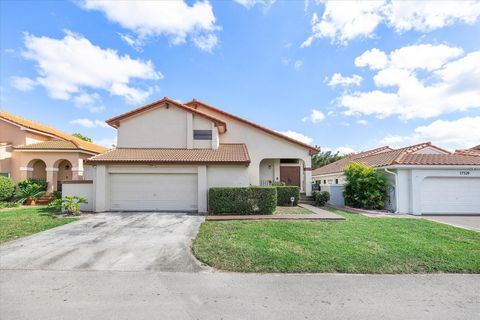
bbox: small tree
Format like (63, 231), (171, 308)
(343, 162), (387, 209)
(0, 176), (16, 201)
(72, 133), (92, 142)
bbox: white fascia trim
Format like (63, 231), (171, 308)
(0, 118), (58, 139)
(45, 167), (59, 172)
(381, 165), (480, 170)
(19, 167), (34, 171)
(14, 149), (97, 156)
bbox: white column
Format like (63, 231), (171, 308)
(94, 165), (107, 212)
(305, 169), (312, 196)
(197, 165), (208, 213)
(211, 123), (219, 149)
(186, 113), (193, 149)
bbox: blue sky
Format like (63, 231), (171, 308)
(1, 0), (479, 152)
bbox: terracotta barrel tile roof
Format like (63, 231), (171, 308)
(313, 142), (480, 176)
(85, 143), (250, 165)
(14, 140), (78, 150)
(0, 111), (106, 154)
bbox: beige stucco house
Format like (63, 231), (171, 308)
(0, 111), (106, 192)
(79, 97), (319, 213)
(312, 142), (480, 215)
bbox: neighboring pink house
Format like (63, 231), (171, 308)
(0, 111), (106, 192)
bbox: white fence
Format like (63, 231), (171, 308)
(61, 180), (94, 212)
(320, 185), (345, 206)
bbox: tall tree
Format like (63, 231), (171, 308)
(312, 150), (347, 169)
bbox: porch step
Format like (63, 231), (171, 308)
(36, 195), (55, 205)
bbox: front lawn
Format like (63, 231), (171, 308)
(192, 209), (480, 273)
(0, 206), (78, 244)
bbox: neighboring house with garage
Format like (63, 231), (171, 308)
(0, 111), (106, 192)
(312, 142), (480, 215)
(81, 97), (319, 213)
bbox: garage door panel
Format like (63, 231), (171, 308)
(110, 173), (197, 211)
(421, 177), (480, 214)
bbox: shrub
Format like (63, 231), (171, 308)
(209, 187), (277, 215)
(312, 191), (330, 206)
(271, 181), (286, 186)
(18, 179), (47, 191)
(16, 183), (45, 205)
(0, 176), (16, 201)
(343, 162), (387, 209)
(48, 196), (88, 215)
(0, 201), (21, 209)
(275, 186), (300, 206)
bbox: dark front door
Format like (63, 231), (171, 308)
(280, 166), (301, 187)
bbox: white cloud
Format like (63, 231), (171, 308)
(380, 117), (480, 149)
(339, 45), (480, 119)
(20, 31), (162, 105)
(354, 48), (389, 70)
(70, 118), (109, 128)
(293, 60), (304, 70)
(357, 119), (368, 125)
(80, 0), (219, 52)
(335, 146), (356, 155)
(328, 73), (362, 87)
(94, 136), (117, 148)
(118, 33), (143, 52)
(234, 0), (276, 9)
(277, 130), (314, 144)
(302, 109), (325, 123)
(73, 93), (105, 113)
(303, 0), (480, 45)
(10, 76), (37, 91)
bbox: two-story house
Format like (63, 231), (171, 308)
(83, 97), (319, 212)
(0, 111), (106, 192)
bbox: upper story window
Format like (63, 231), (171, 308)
(193, 130), (212, 140)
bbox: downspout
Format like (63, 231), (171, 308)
(384, 168), (399, 214)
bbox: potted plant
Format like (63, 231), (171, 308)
(16, 183), (45, 206)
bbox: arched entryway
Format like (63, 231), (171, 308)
(54, 159), (72, 191)
(27, 159), (47, 180)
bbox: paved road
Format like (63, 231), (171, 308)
(423, 215), (480, 232)
(1, 270), (479, 320)
(0, 212), (208, 272)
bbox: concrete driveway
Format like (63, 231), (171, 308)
(0, 212), (208, 272)
(423, 215), (480, 232)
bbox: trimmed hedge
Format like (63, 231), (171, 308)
(209, 187), (277, 215)
(313, 191), (330, 206)
(275, 186), (300, 206)
(0, 176), (15, 201)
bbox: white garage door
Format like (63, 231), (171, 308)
(421, 177), (480, 214)
(110, 173), (198, 211)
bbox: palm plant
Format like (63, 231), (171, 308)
(16, 183), (46, 205)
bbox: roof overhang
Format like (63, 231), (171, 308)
(14, 148), (98, 156)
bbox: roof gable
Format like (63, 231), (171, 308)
(106, 97), (226, 132)
(185, 99), (319, 154)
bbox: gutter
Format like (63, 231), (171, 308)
(384, 168), (399, 214)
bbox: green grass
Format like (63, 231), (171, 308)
(0, 206), (78, 244)
(274, 206), (311, 215)
(192, 209), (480, 273)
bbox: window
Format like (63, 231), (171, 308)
(280, 159), (299, 164)
(323, 180), (326, 184)
(193, 130), (212, 140)
(335, 179), (338, 184)
(0, 172), (10, 177)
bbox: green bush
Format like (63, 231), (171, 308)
(0, 176), (16, 201)
(48, 196), (88, 215)
(18, 179), (47, 191)
(271, 181), (286, 186)
(343, 162), (387, 209)
(209, 187), (277, 215)
(312, 191), (330, 206)
(0, 201), (20, 209)
(275, 186), (300, 205)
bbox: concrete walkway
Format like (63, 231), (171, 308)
(423, 215), (480, 232)
(1, 270), (478, 320)
(206, 204), (344, 221)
